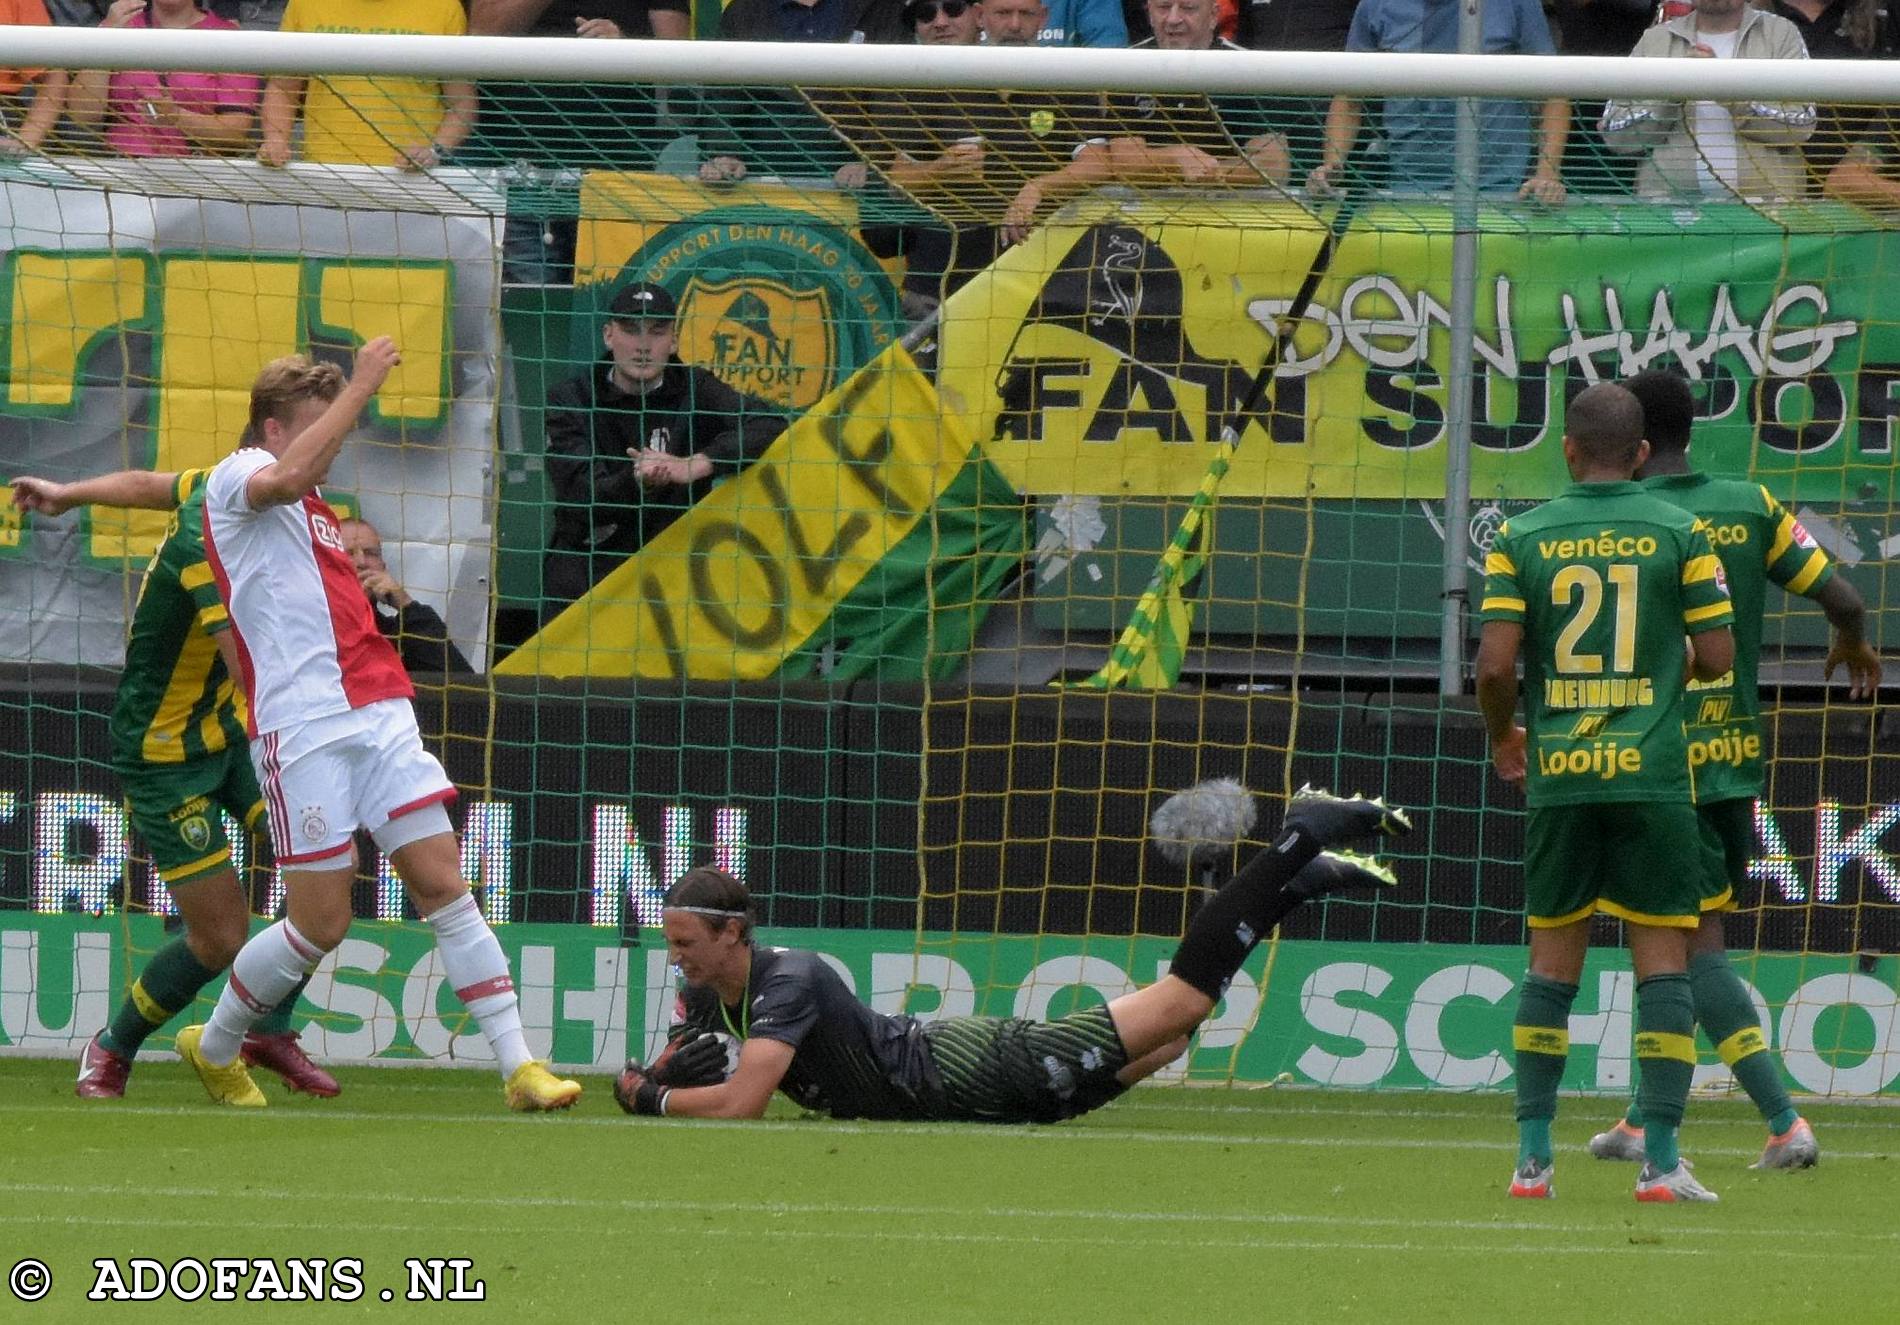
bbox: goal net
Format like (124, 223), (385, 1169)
(1, 32), (1894, 1099)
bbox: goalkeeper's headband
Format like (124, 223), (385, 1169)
(664, 905), (749, 920)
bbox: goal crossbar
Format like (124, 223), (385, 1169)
(9, 31), (1900, 105)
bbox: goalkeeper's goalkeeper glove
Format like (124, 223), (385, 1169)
(613, 1059), (668, 1116)
(650, 1032), (730, 1088)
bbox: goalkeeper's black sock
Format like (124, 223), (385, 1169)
(1167, 826), (1322, 1000)
(99, 938), (221, 1059)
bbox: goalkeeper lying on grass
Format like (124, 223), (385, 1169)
(615, 785), (1410, 1123)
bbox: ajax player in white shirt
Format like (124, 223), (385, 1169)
(178, 339), (580, 1112)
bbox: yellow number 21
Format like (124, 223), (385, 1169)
(1551, 563), (1638, 675)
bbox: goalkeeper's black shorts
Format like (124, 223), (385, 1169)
(922, 1005), (1131, 1124)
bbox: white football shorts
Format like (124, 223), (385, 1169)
(252, 698), (457, 870)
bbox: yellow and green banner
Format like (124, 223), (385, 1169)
(0, 162), (501, 668)
(938, 197), (1900, 503)
(576, 172), (901, 413)
(498, 343), (1027, 681)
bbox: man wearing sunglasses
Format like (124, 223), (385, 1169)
(909, 0), (981, 43)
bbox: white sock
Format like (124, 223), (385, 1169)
(200, 919), (325, 1066)
(426, 891), (531, 1077)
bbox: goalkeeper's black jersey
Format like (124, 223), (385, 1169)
(673, 946), (944, 1121)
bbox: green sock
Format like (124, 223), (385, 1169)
(1635, 973), (1696, 1172)
(1689, 950), (1796, 1133)
(253, 975), (314, 1037)
(1623, 1099), (1644, 1129)
(99, 938), (220, 1059)
(1513, 974), (1578, 1166)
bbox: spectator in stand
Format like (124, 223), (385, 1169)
(1234, 0), (1355, 186)
(1599, 0), (1814, 202)
(260, 0), (473, 169)
(1093, 0), (1295, 194)
(850, 0), (989, 305)
(470, 1), (683, 285)
(41, 0), (102, 23)
(1308, 0), (1569, 203)
(910, 0), (983, 44)
(1038, 0), (1126, 45)
(1825, 114), (1900, 208)
(477, 0), (687, 39)
(815, 0), (1114, 316)
(65, 0), (260, 158)
(1238, 0), (1354, 49)
(542, 283), (786, 613)
(231, 0), (287, 29)
(718, 0), (908, 41)
(690, 0), (908, 188)
(981, 0), (1045, 42)
(1770, 0), (1894, 57)
(0, 0), (69, 156)
(1770, 0), (1896, 192)
(339, 517), (475, 676)
(1536, 0), (1656, 196)
(1542, 0), (1654, 56)
(1812, 1), (1900, 211)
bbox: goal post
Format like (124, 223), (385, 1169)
(0, 32), (1895, 1098)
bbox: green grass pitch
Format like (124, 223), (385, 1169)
(5, 1057), (1897, 1322)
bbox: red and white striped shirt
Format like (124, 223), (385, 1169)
(203, 448), (412, 738)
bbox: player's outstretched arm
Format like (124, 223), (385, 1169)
(11, 470), (181, 516)
(616, 1037), (791, 1120)
(245, 338), (401, 509)
(1814, 576), (1883, 700)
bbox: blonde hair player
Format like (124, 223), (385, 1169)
(175, 339), (579, 1111)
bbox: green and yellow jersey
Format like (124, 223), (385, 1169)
(1480, 480), (1733, 808)
(1643, 473), (1833, 804)
(108, 470), (249, 770)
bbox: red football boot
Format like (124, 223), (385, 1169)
(239, 1031), (341, 1097)
(75, 1032), (132, 1099)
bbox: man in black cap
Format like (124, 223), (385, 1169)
(541, 282), (786, 615)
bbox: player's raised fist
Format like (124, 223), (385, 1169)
(352, 337), (402, 393)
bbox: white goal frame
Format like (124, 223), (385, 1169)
(10, 29), (1900, 105)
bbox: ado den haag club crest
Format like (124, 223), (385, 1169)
(675, 277), (835, 413)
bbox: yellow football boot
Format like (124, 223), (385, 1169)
(175, 1025), (267, 1108)
(505, 1060), (582, 1112)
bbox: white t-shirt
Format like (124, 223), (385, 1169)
(1690, 28), (1743, 195)
(202, 447), (412, 739)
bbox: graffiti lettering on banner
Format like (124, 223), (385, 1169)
(499, 343), (970, 680)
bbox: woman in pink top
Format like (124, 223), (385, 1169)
(66, 0), (261, 157)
